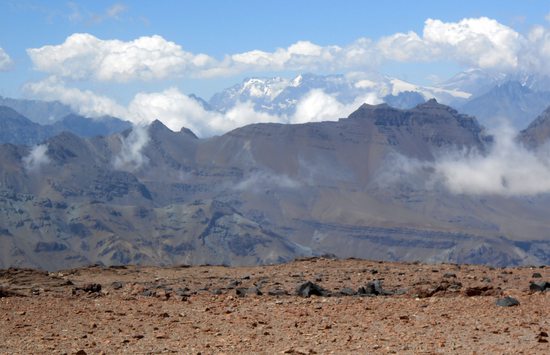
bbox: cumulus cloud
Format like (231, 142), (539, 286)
(0, 47), (14, 71)
(22, 144), (51, 172)
(113, 124), (150, 172)
(294, 89), (381, 123)
(26, 16), (550, 83)
(26, 16), (550, 80)
(376, 123), (550, 197)
(379, 17), (521, 71)
(27, 33), (214, 82)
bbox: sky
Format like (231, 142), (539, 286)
(2, 0), (550, 136)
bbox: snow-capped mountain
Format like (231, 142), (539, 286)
(207, 73), (471, 115)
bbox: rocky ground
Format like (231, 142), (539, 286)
(0, 257), (549, 354)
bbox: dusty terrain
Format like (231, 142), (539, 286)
(1, 257), (549, 354)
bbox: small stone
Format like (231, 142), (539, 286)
(227, 280), (241, 288)
(495, 296), (520, 307)
(82, 283), (101, 293)
(443, 273), (457, 278)
(111, 281), (123, 290)
(75, 350), (87, 355)
(532, 272), (542, 278)
(235, 288), (247, 297)
(530, 281), (549, 292)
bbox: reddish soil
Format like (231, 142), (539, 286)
(1, 258), (549, 354)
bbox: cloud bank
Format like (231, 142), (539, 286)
(378, 124), (550, 197)
(0, 47), (14, 71)
(25, 80), (379, 137)
(433, 125), (550, 196)
(25, 17), (550, 80)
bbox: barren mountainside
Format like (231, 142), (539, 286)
(1, 101), (550, 270)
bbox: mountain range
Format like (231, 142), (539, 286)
(2, 99), (550, 270)
(206, 71), (550, 131)
(0, 106), (132, 145)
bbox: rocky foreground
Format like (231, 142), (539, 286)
(0, 258), (549, 354)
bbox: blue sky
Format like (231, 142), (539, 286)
(1, 1), (550, 135)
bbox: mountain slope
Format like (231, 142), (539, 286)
(0, 106), (54, 145)
(2, 101), (550, 270)
(0, 106), (132, 145)
(0, 96), (73, 124)
(460, 81), (550, 130)
(518, 105), (550, 148)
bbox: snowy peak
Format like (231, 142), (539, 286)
(207, 73), (471, 116)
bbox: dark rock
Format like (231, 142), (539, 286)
(83, 283), (101, 293)
(495, 296), (520, 307)
(235, 286), (262, 297)
(111, 281), (123, 290)
(227, 280), (241, 288)
(73, 283), (102, 295)
(176, 287), (191, 297)
(0, 287), (23, 298)
(248, 286), (262, 296)
(235, 288), (247, 297)
(339, 288), (356, 296)
(141, 289), (155, 297)
(295, 281), (328, 297)
(358, 280), (393, 296)
(532, 272), (542, 278)
(443, 273), (457, 278)
(529, 281), (549, 292)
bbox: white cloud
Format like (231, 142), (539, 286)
(113, 124), (150, 172)
(23, 77), (127, 118)
(377, 123), (550, 197)
(27, 33), (214, 82)
(23, 144), (51, 172)
(294, 89), (381, 123)
(433, 124), (550, 196)
(26, 17), (550, 80)
(26, 76), (380, 137)
(379, 17), (521, 71)
(0, 47), (14, 71)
